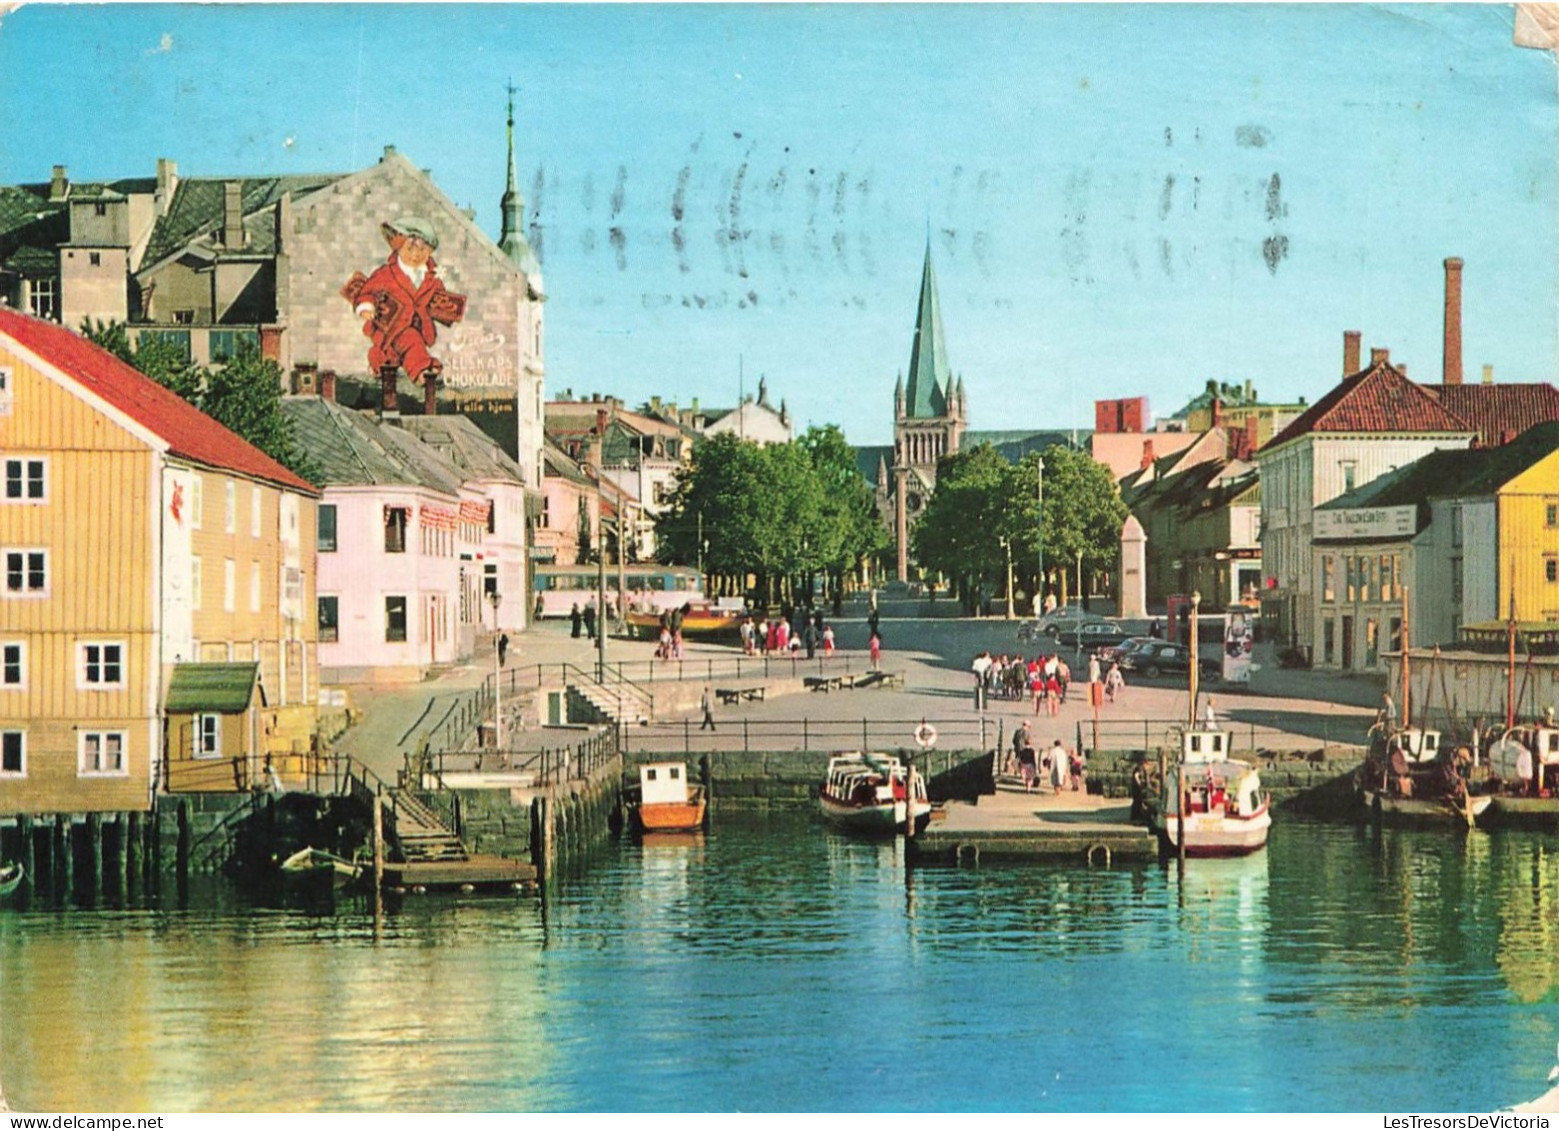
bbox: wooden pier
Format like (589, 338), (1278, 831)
(383, 854), (535, 892)
(911, 787), (1158, 866)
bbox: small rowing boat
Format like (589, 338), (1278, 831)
(0, 861), (23, 898)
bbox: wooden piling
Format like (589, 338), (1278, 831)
(175, 800), (191, 886)
(55, 815), (72, 903)
(18, 816), (33, 902)
(125, 812), (141, 898)
(86, 812), (103, 901)
(372, 795), (384, 895)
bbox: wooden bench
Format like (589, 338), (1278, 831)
(804, 675), (843, 693)
(716, 686), (766, 705)
(849, 670), (905, 690)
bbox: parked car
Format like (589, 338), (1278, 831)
(1017, 605), (1106, 642)
(1099, 636), (1155, 666)
(1056, 622), (1130, 649)
(1116, 640), (1219, 679)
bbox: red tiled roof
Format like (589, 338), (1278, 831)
(1420, 382), (1559, 448)
(1260, 360), (1474, 453)
(0, 308), (317, 494)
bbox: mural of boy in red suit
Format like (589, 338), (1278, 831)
(341, 217), (466, 384)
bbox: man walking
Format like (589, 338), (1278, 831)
(700, 685), (717, 732)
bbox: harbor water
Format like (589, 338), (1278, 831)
(3, 815), (1558, 1112)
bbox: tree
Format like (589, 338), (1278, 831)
(81, 321), (318, 483)
(799, 424), (888, 609)
(1026, 446), (1128, 607)
(911, 443), (1015, 612)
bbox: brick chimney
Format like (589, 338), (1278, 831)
(1443, 256), (1464, 386)
(1139, 439), (1156, 470)
(1344, 330), (1361, 376)
(379, 366), (399, 418)
(1482, 364), (1494, 385)
(320, 370), (336, 402)
(1210, 397), (1223, 427)
(1370, 347), (1390, 367)
(423, 377), (438, 417)
(49, 165), (68, 202)
(222, 181), (244, 249)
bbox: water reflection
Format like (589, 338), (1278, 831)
(5, 819), (1559, 1112)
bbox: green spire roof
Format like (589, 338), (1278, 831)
(498, 82), (528, 265)
(903, 241), (951, 419)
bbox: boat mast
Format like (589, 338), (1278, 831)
(1401, 584), (1410, 730)
(1187, 591), (1200, 729)
(1507, 564), (1517, 733)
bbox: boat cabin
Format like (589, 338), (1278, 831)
(1166, 759), (1263, 820)
(639, 762), (693, 806)
(1182, 729), (1229, 764)
(1395, 728), (1441, 765)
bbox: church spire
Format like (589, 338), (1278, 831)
(498, 81), (528, 264)
(903, 239), (951, 420)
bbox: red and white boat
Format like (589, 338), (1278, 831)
(1157, 729), (1272, 857)
(818, 752), (931, 836)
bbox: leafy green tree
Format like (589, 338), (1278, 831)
(81, 320), (317, 484)
(911, 442), (1014, 612)
(799, 424), (886, 607)
(1025, 445), (1128, 607)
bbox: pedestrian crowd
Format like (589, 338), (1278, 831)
(1004, 719), (1087, 794)
(969, 649), (1127, 713)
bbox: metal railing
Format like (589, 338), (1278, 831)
(1073, 715), (1363, 755)
(561, 662), (655, 722)
(620, 715), (1002, 756)
(496, 653), (862, 697)
(414, 726), (620, 789)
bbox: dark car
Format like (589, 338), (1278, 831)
(1099, 636), (1155, 666)
(1056, 622), (1129, 649)
(1117, 640), (1219, 679)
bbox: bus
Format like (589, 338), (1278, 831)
(532, 563), (705, 619)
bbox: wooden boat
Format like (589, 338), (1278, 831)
(819, 752), (931, 836)
(626, 762), (707, 834)
(1360, 727), (1485, 828)
(279, 847), (362, 891)
(1157, 729), (1272, 857)
(625, 604), (744, 642)
(1482, 725), (1559, 829)
(0, 861), (23, 898)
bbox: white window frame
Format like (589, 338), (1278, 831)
(251, 486), (262, 539)
(0, 365), (12, 416)
(191, 475), (203, 530)
(3, 547), (49, 598)
(78, 730), (127, 777)
(78, 641), (126, 689)
(0, 729), (25, 777)
(3, 456), (47, 503)
(194, 714), (222, 759)
(250, 560), (261, 613)
(224, 479), (236, 534)
(191, 556), (202, 611)
(1, 640), (25, 688)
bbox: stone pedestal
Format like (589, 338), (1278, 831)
(1119, 515), (1147, 619)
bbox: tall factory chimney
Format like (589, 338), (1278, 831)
(1443, 257), (1464, 386)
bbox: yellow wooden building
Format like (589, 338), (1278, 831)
(1496, 423), (1559, 624)
(0, 308), (320, 816)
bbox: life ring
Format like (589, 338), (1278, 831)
(914, 721), (939, 749)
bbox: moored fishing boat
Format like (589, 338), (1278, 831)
(0, 861), (23, 899)
(818, 752), (931, 836)
(1482, 724), (1559, 829)
(1359, 726), (1485, 828)
(1157, 729), (1272, 857)
(626, 762), (707, 834)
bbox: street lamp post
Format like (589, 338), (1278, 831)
(1000, 536), (1015, 620)
(488, 589), (504, 751)
(1036, 456), (1045, 613)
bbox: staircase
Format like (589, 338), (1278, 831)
(563, 664), (653, 727)
(385, 789), (468, 864)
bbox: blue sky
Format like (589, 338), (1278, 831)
(1, 3), (1554, 444)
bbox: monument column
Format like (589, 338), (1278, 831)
(1119, 515), (1148, 619)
